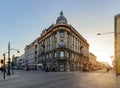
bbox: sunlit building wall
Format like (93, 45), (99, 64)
(17, 54), (25, 69)
(38, 11), (89, 72)
(25, 38), (39, 70)
(115, 14), (120, 75)
(89, 52), (97, 70)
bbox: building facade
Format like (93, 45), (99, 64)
(25, 38), (39, 70)
(38, 11), (89, 72)
(114, 14), (120, 75)
(88, 52), (97, 70)
(16, 54), (25, 69)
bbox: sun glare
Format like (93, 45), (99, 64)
(97, 55), (113, 67)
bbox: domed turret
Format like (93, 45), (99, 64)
(56, 11), (67, 24)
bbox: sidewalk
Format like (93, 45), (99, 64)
(107, 70), (120, 88)
(116, 76), (120, 88)
(0, 70), (120, 88)
(0, 72), (19, 80)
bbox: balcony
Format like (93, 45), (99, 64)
(58, 42), (65, 48)
(57, 56), (68, 61)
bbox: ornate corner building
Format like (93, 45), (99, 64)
(38, 11), (89, 72)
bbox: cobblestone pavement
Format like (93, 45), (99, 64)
(0, 69), (120, 88)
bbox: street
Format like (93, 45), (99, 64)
(0, 69), (119, 88)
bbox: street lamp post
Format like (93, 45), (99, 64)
(97, 32), (120, 36)
(3, 53), (6, 79)
(12, 54), (15, 74)
(7, 42), (20, 75)
(7, 42), (11, 75)
(97, 32), (114, 35)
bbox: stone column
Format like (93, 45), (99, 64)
(56, 30), (59, 59)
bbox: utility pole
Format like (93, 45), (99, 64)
(115, 14), (120, 77)
(3, 53), (5, 79)
(12, 54), (15, 74)
(7, 42), (11, 75)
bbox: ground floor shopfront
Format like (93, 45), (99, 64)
(43, 60), (89, 72)
(38, 48), (89, 72)
(19, 60), (88, 72)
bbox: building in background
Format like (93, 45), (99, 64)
(17, 54), (25, 69)
(25, 38), (39, 70)
(38, 11), (89, 72)
(88, 52), (97, 71)
(114, 14), (120, 76)
(12, 56), (19, 69)
(89, 52), (106, 71)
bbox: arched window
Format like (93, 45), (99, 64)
(60, 31), (64, 38)
(60, 51), (64, 58)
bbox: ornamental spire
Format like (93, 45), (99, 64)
(56, 11), (67, 24)
(60, 11), (63, 16)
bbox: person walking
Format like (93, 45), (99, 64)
(107, 67), (109, 72)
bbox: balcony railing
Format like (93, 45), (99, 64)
(58, 42), (65, 47)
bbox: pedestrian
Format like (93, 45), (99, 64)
(107, 67), (109, 72)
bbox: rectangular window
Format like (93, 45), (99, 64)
(35, 45), (37, 49)
(49, 53), (51, 58)
(60, 51), (64, 58)
(35, 51), (37, 55)
(59, 40), (65, 46)
(50, 44), (51, 50)
(54, 51), (57, 58)
(60, 31), (64, 38)
(54, 32), (57, 38)
(55, 42), (57, 48)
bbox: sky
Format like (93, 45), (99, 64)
(0, 0), (120, 65)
